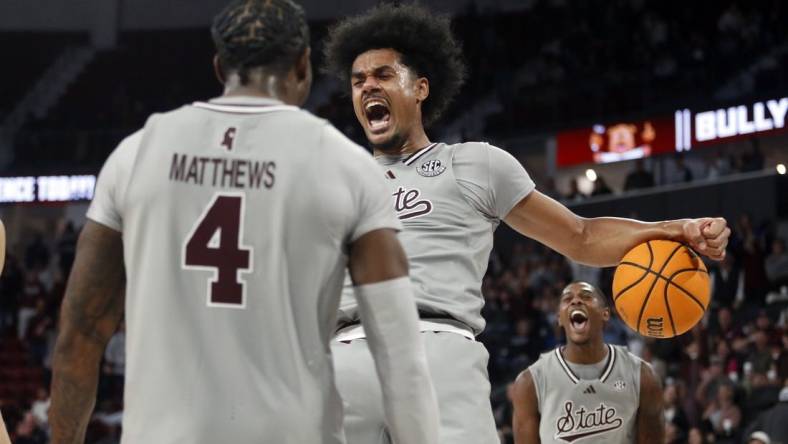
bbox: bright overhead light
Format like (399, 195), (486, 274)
(585, 169), (598, 182)
(777, 164), (787, 175)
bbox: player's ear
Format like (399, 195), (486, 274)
(602, 307), (610, 322)
(414, 76), (429, 103)
(294, 47), (311, 82)
(213, 55), (226, 85)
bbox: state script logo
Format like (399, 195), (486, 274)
(554, 401), (623, 443)
(392, 186), (432, 220)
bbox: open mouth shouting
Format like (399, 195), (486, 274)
(363, 98), (392, 134)
(569, 309), (590, 335)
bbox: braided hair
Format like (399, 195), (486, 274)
(322, 3), (466, 126)
(211, 0), (309, 84)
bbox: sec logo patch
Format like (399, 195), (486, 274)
(417, 159), (446, 177)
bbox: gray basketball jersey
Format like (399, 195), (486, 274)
(337, 142), (534, 334)
(87, 96), (400, 444)
(529, 344), (642, 444)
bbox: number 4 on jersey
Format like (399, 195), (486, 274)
(183, 193), (252, 308)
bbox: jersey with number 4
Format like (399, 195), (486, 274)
(87, 96), (400, 444)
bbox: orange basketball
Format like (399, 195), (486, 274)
(612, 240), (710, 338)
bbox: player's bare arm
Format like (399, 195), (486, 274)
(347, 228), (408, 284)
(512, 370), (541, 444)
(636, 362), (665, 444)
(504, 190), (730, 267)
(50, 221), (126, 444)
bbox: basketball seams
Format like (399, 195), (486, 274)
(663, 277), (677, 337)
(616, 263), (709, 312)
(635, 243), (683, 335)
(666, 269), (709, 312)
(613, 242), (654, 303)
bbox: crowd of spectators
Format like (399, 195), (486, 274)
(561, 144), (769, 202)
(5, 0), (788, 174)
(0, 210), (786, 443)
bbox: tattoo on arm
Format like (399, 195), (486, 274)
(637, 362), (665, 444)
(50, 221), (126, 444)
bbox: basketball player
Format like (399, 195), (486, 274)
(322, 4), (728, 443)
(48, 1), (439, 443)
(511, 282), (664, 443)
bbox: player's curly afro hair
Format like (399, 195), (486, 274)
(211, 0), (309, 84)
(322, 3), (466, 126)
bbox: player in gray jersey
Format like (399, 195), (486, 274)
(512, 282), (664, 444)
(322, 4), (730, 444)
(49, 2), (440, 444)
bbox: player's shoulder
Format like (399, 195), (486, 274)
(105, 129), (144, 169)
(527, 347), (556, 374)
(446, 140), (492, 158)
(317, 122), (374, 161)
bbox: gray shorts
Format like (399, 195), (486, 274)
(331, 331), (499, 444)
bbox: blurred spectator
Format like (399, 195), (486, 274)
(666, 154), (694, 184)
(13, 411), (46, 444)
(709, 253), (742, 309)
(564, 178), (584, 202)
(590, 176), (613, 197)
(56, 221), (78, 277)
(687, 426), (708, 444)
(30, 388), (50, 431)
(745, 386), (788, 444)
(747, 431), (772, 444)
(664, 380), (690, 431)
(765, 238), (788, 289)
(0, 255), (22, 331)
(741, 142), (765, 173)
(624, 159), (654, 191)
(702, 383), (742, 442)
(24, 235), (48, 271)
(18, 272), (45, 340)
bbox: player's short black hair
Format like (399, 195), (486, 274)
(322, 3), (466, 126)
(211, 0), (310, 83)
(562, 282), (610, 309)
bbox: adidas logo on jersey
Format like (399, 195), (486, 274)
(583, 385), (596, 394)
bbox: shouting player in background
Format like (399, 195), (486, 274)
(49, 1), (439, 443)
(512, 282), (664, 443)
(322, 4), (729, 443)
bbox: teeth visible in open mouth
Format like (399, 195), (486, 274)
(365, 99), (387, 111)
(570, 310), (588, 326)
(364, 100), (390, 131)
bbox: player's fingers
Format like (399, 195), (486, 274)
(705, 249), (726, 261)
(701, 217), (727, 237)
(683, 220), (706, 250)
(704, 227), (731, 249)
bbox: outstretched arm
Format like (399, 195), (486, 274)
(512, 370), (541, 444)
(637, 362), (665, 444)
(50, 221), (126, 444)
(504, 191), (729, 267)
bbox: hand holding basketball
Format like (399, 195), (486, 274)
(680, 217), (729, 261)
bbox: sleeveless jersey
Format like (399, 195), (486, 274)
(337, 142), (534, 334)
(87, 96), (400, 444)
(529, 344), (642, 444)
